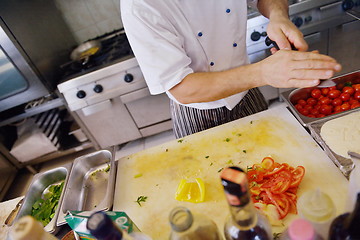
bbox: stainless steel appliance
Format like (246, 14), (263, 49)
(247, 0), (360, 102)
(58, 31), (172, 149)
(0, 0), (77, 112)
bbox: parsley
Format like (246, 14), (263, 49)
(225, 138), (231, 142)
(104, 164), (110, 173)
(134, 173), (143, 178)
(250, 121), (253, 124)
(218, 167), (224, 173)
(210, 162), (213, 166)
(135, 196), (148, 206)
(243, 150), (247, 153)
(273, 232), (282, 240)
(226, 160), (233, 165)
(178, 139), (184, 143)
(205, 156), (209, 159)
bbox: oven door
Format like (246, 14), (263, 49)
(76, 97), (142, 149)
(120, 88), (172, 137)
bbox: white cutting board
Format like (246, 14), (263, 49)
(113, 106), (348, 239)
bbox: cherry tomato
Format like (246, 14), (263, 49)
(295, 104), (303, 111)
(299, 108), (309, 116)
(310, 108), (319, 115)
(332, 98), (343, 106)
(316, 114), (326, 118)
(297, 99), (307, 106)
(328, 89), (341, 99)
(306, 98), (317, 106)
(313, 104), (321, 110)
(311, 89), (322, 99)
(290, 166), (305, 188)
(351, 101), (360, 109)
(321, 88), (330, 96)
(341, 102), (351, 111)
(319, 97), (331, 105)
(247, 169), (264, 182)
(354, 91), (360, 100)
(340, 92), (351, 102)
(353, 84), (360, 92)
(336, 83), (345, 90)
(329, 86), (337, 91)
(342, 86), (355, 96)
(319, 104), (333, 115)
(303, 104), (313, 111)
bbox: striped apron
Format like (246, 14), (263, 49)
(170, 88), (268, 138)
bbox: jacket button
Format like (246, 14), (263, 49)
(226, 9), (231, 13)
(198, 32), (203, 37)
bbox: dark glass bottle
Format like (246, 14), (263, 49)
(86, 211), (133, 240)
(329, 193), (360, 240)
(220, 167), (272, 240)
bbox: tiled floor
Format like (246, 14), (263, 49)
(2, 100), (285, 202)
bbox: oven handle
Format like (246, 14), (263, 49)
(80, 99), (112, 116)
(120, 87), (151, 104)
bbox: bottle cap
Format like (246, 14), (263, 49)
(298, 189), (335, 223)
(288, 218), (315, 240)
(220, 167), (250, 207)
(87, 211), (123, 239)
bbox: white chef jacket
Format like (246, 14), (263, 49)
(121, 0), (258, 110)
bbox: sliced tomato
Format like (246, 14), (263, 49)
(249, 185), (262, 196)
(266, 190), (290, 219)
(261, 157), (275, 170)
(290, 166), (305, 188)
(263, 164), (285, 177)
(247, 169), (264, 182)
(269, 170), (292, 194)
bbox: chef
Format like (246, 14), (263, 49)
(120, 0), (342, 138)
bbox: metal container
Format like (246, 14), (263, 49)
(58, 150), (116, 225)
(307, 109), (360, 177)
(14, 164), (72, 233)
(281, 70), (360, 126)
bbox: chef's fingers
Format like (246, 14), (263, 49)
(291, 51), (338, 62)
(289, 68), (338, 81)
(290, 59), (342, 73)
(287, 79), (320, 88)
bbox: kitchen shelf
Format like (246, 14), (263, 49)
(0, 98), (65, 127)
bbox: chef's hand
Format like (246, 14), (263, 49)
(266, 15), (308, 53)
(258, 50), (342, 88)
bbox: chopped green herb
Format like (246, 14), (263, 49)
(104, 164), (110, 173)
(135, 196), (148, 206)
(177, 139), (184, 143)
(246, 166), (252, 172)
(226, 160), (233, 165)
(225, 138), (231, 142)
(165, 149), (169, 152)
(273, 232), (282, 240)
(31, 181), (64, 226)
(243, 150), (247, 153)
(210, 162), (213, 166)
(205, 156), (209, 159)
(218, 167), (224, 173)
(237, 133), (242, 137)
(250, 121), (253, 124)
(134, 173), (143, 178)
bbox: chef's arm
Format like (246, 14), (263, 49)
(257, 0), (308, 51)
(169, 51), (341, 104)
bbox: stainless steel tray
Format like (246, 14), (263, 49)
(307, 109), (360, 177)
(14, 164), (72, 233)
(281, 70), (360, 126)
(58, 149), (116, 225)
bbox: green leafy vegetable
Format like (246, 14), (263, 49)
(135, 196), (148, 206)
(31, 181), (64, 226)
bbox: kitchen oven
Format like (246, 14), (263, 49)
(247, 0), (360, 102)
(57, 31), (172, 149)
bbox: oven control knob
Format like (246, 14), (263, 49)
(292, 17), (303, 28)
(76, 90), (86, 99)
(250, 31), (261, 41)
(342, 0), (354, 11)
(93, 84), (103, 93)
(124, 73), (134, 83)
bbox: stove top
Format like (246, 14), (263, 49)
(58, 30), (133, 83)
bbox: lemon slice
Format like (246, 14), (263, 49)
(175, 178), (205, 203)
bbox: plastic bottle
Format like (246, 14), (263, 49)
(280, 218), (323, 240)
(328, 193), (360, 240)
(9, 215), (58, 240)
(87, 211), (152, 240)
(169, 206), (222, 240)
(297, 189), (336, 239)
(220, 166), (272, 240)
